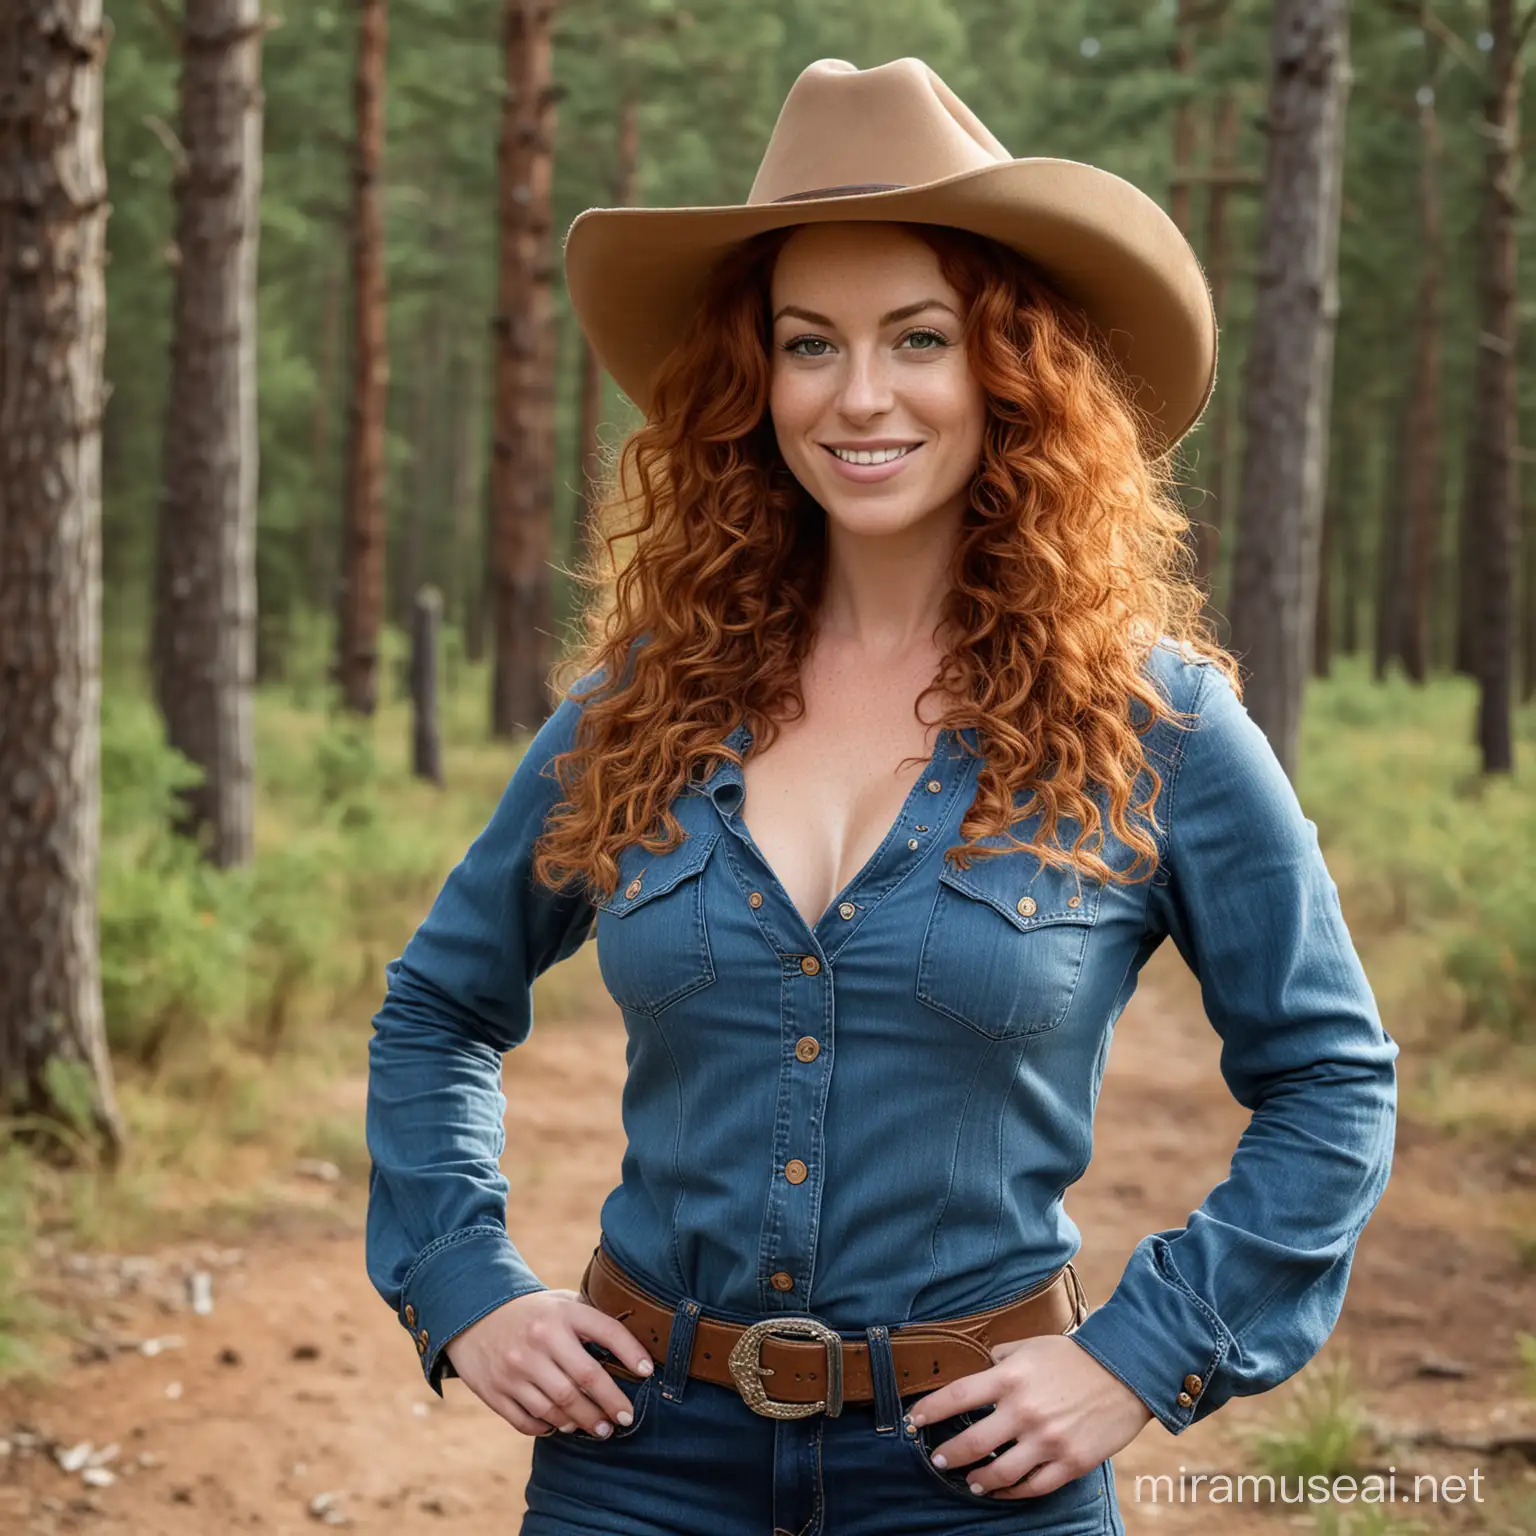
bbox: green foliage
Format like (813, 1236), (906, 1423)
(1299, 660), (1536, 1044)
(1248, 1358), (1369, 1483)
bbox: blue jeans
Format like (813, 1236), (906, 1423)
(521, 1291), (1124, 1535)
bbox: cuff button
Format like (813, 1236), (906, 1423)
(415, 1334), (427, 1357)
(1177, 1390), (1194, 1407)
(404, 1304), (416, 1329)
(1183, 1374), (1203, 1396)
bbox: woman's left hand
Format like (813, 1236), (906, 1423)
(903, 1335), (1156, 1499)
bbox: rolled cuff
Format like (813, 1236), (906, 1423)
(398, 1225), (547, 1394)
(1066, 1234), (1234, 1435)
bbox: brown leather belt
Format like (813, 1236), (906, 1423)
(578, 1243), (1087, 1420)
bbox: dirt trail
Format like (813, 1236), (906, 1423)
(3, 949), (1532, 1535)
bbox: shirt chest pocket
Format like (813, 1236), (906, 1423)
(595, 831), (720, 1016)
(916, 852), (1102, 1038)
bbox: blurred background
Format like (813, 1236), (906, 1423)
(0, 2), (1533, 1533)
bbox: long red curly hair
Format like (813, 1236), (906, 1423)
(534, 221), (1240, 908)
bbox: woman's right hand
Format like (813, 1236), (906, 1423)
(442, 1287), (656, 1438)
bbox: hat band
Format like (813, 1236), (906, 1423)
(769, 182), (907, 203)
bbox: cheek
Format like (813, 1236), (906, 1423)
(769, 374), (823, 462)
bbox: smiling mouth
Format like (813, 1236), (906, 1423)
(822, 444), (921, 465)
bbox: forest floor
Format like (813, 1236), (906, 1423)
(1, 947), (1532, 1536)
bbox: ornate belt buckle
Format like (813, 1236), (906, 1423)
(727, 1316), (844, 1419)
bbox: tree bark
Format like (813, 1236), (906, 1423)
(0, 0), (125, 1163)
(151, 0), (263, 869)
(1228, 0), (1351, 779)
(1193, 73), (1240, 599)
(490, 0), (560, 738)
(1466, 0), (1524, 774)
(573, 91), (638, 571)
(1399, 22), (1445, 685)
(336, 0), (389, 716)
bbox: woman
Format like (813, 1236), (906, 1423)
(365, 58), (1398, 1534)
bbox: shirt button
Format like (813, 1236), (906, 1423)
(1177, 1390), (1194, 1407)
(415, 1333), (428, 1357)
(625, 877), (643, 899)
(770, 1271), (795, 1291)
(800, 956), (821, 975)
(403, 1304), (416, 1329)
(837, 901), (855, 920)
(749, 891), (764, 908)
(1183, 1374), (1204, 1396)
(926, 779), (941, 792)
(1016, 895), (1037, 916)
(784, 1159), (808, 1184)
(795, 1036), (820, 1062)
(907, 838), (919, 850)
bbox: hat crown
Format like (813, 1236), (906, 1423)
(747, 58), (1011, 206)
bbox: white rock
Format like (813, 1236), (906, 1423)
(57, 1442), (93, 1474)
(187, 1272), (214, 1315)
(82, 1467), (116, 1488)
(165, 1381), (183, 1400)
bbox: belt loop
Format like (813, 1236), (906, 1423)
(863, 1324), (902, 1434)
(661, 1295), (702, 1403)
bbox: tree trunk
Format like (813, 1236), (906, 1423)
(309, 252), (343, 617)
(1400, 21), (1445, 684)
(1227, 0), (1351, 779)
(1467, 0), (1524, 775)
(1373, 391), (1413, 682)
(490, 0), (560, 738)
(151, 0), (263, 869)
(573, 91), (638, 570)
(336, 0), (389, 716)
(0, 0), (125, 1164)
(1168, 0), (1200, 238)
(1336, 406), (1364, 657)
(1193, 73), (1240, 598)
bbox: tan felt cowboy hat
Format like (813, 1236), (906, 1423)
(563, 57), (1217, 454)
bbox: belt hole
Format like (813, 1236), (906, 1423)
(703, 1352), (711, 1360)
(931, 1362), (940, 1374)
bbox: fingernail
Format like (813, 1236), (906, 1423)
(595, 1421), (612, 1437)
(559, 1423), (576, 1433)
(969, 1482), (986, 1496)
(616, 1410), (633, 1427)
(635, 1358), (653, 1375)
(931, 1453), (947, 1468)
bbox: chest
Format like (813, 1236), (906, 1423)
(738, 676), (948, 934)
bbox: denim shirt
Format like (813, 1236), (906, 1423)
(364, 638), (1398, 1435)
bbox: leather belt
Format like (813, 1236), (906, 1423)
(578, 1243), (1087, 1420)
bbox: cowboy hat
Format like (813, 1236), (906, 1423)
(563, 57), (1217, 453)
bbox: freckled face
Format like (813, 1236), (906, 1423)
(768, 222), (987, 537)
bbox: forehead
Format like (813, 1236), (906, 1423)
(769, 222), (952, 307)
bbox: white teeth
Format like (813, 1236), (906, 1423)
(829, 445), (915, 465)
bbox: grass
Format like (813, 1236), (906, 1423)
(0, 644), (1533, 1382)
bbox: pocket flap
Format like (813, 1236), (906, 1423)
(599, 831), (720, 916)
(937, 847), (1101, 933)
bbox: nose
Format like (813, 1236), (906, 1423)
(834, 343), (895, 421)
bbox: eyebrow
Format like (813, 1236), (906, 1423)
(770, 299), (960, 327)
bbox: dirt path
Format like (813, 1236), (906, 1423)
(3, 949), (1532, 1534)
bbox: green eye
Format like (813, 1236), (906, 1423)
(784, 336), (832, 357)
(902, 329), (948, 350)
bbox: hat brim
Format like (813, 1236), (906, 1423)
(562, 158), (1217, 454)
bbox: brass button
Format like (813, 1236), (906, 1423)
(799, 956), (821, 976)
(1016, 895), (1037, 917)
(1177, 1390), (1194, 1407)
(625, 877), (643, 899)
(403, 1304), (416, 1329)
(749, 891), (764, 908)
(907, 838), (919, 850)
(418, 1328), (429, 1348)
(1183, 1374), (1203, 1396)
(784, 1159), (808, 1185)
(770, 1271), (794, 1292)
(795, 1036), (820, 1062)
(415, 1333), (427, 1356)
(926, 779), (942, 793)
(837, 901), (855, 920)
(1067, 895), (1081, 908)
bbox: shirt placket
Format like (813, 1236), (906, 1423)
(696, 720), (977, 1314)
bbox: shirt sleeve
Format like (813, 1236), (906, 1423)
(364, 684), (600, 1394)
(1066, 657), (1399, 1434)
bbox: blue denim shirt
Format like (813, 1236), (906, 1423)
(364, 639), (1397, 1435)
